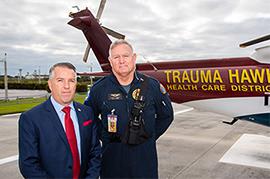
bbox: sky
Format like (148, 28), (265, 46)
(0, 0), (270, 76)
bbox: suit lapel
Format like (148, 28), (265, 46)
(44, 99), (69, 148)
(74, 102), (86, 162)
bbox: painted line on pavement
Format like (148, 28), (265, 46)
(219, 134), (270, 170)
(1, 113), (21, 117)
(174, 108), (194, 116)
(0, 155), (18, 165)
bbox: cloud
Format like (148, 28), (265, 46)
(0, 0), (270, 75)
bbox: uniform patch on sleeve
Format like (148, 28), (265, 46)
(160, 83), (167, 94)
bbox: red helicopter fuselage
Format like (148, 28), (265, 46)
(68, 8), (270, 126)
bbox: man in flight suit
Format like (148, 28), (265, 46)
(84, 39), (174, 178)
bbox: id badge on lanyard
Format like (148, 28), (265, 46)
(107, 109), (117, 133)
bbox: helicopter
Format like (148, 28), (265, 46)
(68, 0), (270, 127)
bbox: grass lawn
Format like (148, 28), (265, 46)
(0, 93), (87, 115)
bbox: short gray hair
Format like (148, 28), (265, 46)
(49, 62), (77, 79)
(109, 39), (133, 57)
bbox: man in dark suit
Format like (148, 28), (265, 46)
(19, 62), (101, 179)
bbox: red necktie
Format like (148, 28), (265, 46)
(62, 106), (80, 179)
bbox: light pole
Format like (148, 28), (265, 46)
(38, 66), (41, 84)
(0, 53), (8, 100)
(19, 68), (22, 82)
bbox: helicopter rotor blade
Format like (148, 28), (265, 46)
(102, 26), (125, 39)
(83, 0), (107, 63)
(239, 34), (270, 48)
(96, 0), (106, 21)
(83, 44), (91, 63)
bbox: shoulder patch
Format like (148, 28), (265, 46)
(160, 83), (167, 94)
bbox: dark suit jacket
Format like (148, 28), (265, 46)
(19, 98), (101, 178)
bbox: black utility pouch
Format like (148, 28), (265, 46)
(121, 117), (149, 145)
(121, 75), (150, 145)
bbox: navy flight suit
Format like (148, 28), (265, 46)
(84, 71), (174, 178)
